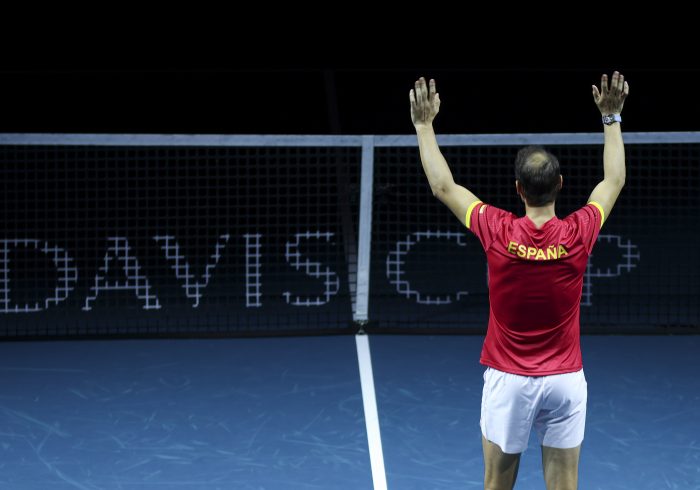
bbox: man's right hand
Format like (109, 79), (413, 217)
(592, 71), (629, 115)
(410, 77), (441, 128)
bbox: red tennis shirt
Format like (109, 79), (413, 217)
(466, 201), (604, 376)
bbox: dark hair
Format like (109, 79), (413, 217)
(514, 146), (561, 206)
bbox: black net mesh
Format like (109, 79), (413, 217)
(1, 140), (697, 337)
(369, 143), (700, 332)
(0, 145), (360, 337)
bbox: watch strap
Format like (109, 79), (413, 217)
(602, 114), (622, 125)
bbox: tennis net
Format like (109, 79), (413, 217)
(1, 133), (698, 337)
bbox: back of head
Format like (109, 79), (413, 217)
(514, 146), (561, 207)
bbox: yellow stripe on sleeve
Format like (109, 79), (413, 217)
(465, 201), (482, 229)
(587, 201), (605, 228)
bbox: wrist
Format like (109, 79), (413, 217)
(414, 123), (434, 133)
(601, 113), (622, 125)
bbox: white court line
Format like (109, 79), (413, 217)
(356, 334), (388, 490)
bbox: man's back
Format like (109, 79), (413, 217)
(467, 202), (603, 375)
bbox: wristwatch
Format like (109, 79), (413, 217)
(602, 114), (622, 125)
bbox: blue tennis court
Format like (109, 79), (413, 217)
(1, 335), (698, 489)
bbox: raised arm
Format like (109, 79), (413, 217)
(410, 77), (480, 225)
(588, 71), (629, 225)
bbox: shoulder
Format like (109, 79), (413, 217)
(467, 202), (514, 228)
(563, 203), (604, 231)
(465, 201), (516, 231)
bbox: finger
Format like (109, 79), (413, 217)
(434, 92), (441, 110)
(600, 74), (608, 96)
(429, 79), (436, 100)
(415, 78), (425, 103)
(623, 81), (629, 98)
(592, 85), (600, 102)
(617, 73), (625, 94)
(410, 89), (417, 109)
(610, 71), (619, 94)
(419, 77), (428, 101)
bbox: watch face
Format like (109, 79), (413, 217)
(603, 114), (619, 125)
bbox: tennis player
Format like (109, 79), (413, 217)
(410, 71), (628, 490)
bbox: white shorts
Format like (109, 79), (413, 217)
(480, 367), (587, 454)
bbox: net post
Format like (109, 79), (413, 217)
(354, 135), (374, 328)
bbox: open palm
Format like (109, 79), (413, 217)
(410, 77), (440, 127)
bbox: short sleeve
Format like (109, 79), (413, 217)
(569, 202), (604, 254)
(466, 201), (512, 251)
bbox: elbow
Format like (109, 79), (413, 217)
(606, 174), (626, 189)
(615, 175), (626, 189)
(430, 180), (452, 199)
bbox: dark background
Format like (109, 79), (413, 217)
(1, 39), (698, 135)
(1, 7), (698, 135)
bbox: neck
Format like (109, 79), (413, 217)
(524, 202), (556, 223)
